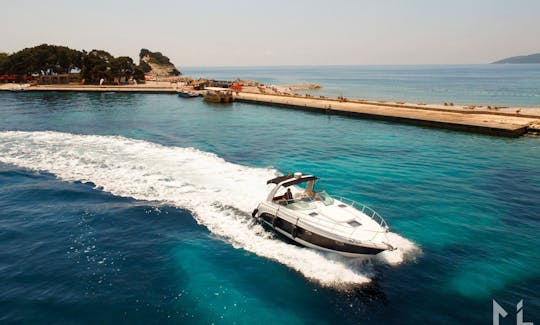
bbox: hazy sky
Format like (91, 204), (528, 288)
(2, 0), (539, 67)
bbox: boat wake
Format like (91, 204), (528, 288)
(0, 130), (420, 288)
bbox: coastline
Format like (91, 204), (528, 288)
(0, 82), (178, 94)
(2, 82), (539, 137)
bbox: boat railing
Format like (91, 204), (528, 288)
(335, 197), (389, 230)
(277, 198), (390, 244)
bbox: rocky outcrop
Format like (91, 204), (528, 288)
(139, 49), (181, 77)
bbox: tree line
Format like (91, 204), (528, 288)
(0, 44), (146, 84)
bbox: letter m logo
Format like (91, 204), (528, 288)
(493, 299), (508, 325)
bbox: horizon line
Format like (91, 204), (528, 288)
(178, 62), (537, 69)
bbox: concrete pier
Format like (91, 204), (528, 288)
(234, 92), (540, 137)
(3, 83), (539, 137)
(14, 84), (178, 94)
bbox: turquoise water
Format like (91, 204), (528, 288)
(183, 64), (540, 107)
(1, 66), (540, 324)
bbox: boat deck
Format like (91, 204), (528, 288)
(274, 198), (388, 246)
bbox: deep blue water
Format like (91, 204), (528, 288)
(1, 66), (540, 324)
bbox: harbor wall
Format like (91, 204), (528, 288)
(2, 84), (538, 137)
(234, 94), (537, 138)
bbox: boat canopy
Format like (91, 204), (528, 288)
(267, 174), (294, 185)
(281, 176), (318, 187)
(267, 174), (318, 187)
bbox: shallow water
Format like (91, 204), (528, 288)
(1, 68), (539, 324)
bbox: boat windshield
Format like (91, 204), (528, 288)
(315, 190), (334, 206)
(281, 190), (334, 210)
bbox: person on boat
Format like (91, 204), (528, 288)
(284, 188), (293, 202)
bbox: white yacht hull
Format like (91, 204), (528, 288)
(253, 208), (387, 257)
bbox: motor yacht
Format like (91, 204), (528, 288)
(252, 173), (394, 257)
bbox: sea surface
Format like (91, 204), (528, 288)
(1, 66), (539, 324)
(183, 64), (540, 107)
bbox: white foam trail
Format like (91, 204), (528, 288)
(0, 130), (419, 287)
(377, 232), (421, 265)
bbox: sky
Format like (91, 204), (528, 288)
(2, 0), (540, 67)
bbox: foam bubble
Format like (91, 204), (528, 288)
(0, 130), (419, 287)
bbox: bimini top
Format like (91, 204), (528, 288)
(267, 174), (294, 185)
(267, 173), (318, 187)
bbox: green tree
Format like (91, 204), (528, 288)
(0, 52), (9, 74)
(4, 44), (146, 83)
(5, 44), (83, 75)
(80, 49), (114, 83)
(111, 56), (134, 80)
(133, 66), (145, 81)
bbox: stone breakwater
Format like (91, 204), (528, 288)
(0, 83), (178, 93)
(2, 83), (539, 137)
(234, 92), (540, 137)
